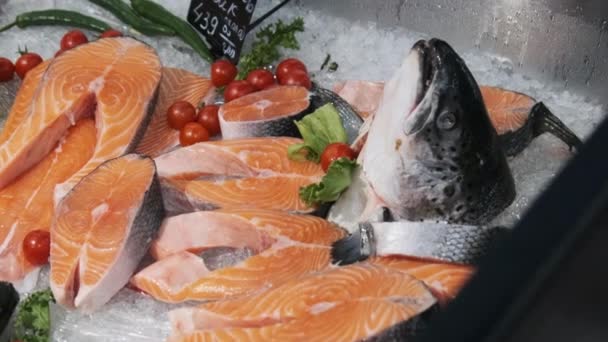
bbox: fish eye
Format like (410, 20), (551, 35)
(437, 111), (457, 130)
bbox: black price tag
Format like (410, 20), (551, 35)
(187, 0), (257, 64)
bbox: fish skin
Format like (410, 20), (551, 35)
(0, 80), (19, 130)
(50, 154), (164, 312)
(346, 38), (516, 226)
(332, 221), (509, 266)
(310, 83), (364, 145)
(219, 109), (309, 139)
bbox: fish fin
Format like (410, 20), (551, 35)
(331, 223), (375, 265)
(531, 102), (583, 152)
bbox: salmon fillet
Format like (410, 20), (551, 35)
(0, 37), (162, 200)
(154, 138), (324, 214)
(371, 255), (474, 304)
(168, 263), (436, 341)
(135, 67), (215, 158)
(0, 119), (96, 283)
(50, 154), (163, 312)
(131, 209), (345, 303)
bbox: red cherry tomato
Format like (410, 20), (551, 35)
(211, 59), (238, 87)
(224, 80), (256, 102)
(278, 68), (311, 89)
(197, 105), (221, 136)
(320, 143), (357, 172)
(0, 57), (15, 82)
(15, 53), (43, 79)
(100, 29), (123, 38)
(60, 30), (88, 50)
(276, 58), (307, 83)
(180, 122), (210, 146)
(167, 101), (197, 130)
(246, 69), (275, 90)
(54, 49), (64, 58)
(22, 230), (51, 266)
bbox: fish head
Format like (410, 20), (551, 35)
(362, 38), (515, 224)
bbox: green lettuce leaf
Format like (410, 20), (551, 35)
(288, 103), (348, 162)
(14, 289), (55, 342)
(300, 158), (358, 206)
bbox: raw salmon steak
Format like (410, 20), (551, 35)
(370, 255), (474, 304)
(0, 119), (96, 284)
(135, 67), (215, 158)
(154, 137), (324, 214)
(168, 263), (437, 341)
(50, 154), (163, 312)
(219, 86), (310, 139)
(0, 37), (162, 200)
(131, 209), (345, 303)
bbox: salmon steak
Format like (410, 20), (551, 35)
(0, 37), (162, 202)
(135, 67), (215, 158)
(335, 80), (581, 157)
(50, 154), (163, 312)
(219, 86), (310, 139)
(0, 119), (96, 284)
(168, 263), (437, 341)
(131, 209), (345, 303)
(154, 137), (324, 214)
(370, 255), (474, 304)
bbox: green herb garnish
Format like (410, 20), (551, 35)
(328, 61), (339, 72)
(237, 17), (305, 79)
(287, 103), (348, 162)
(300, 158), (358, 206)
(13, 289), (55, 342)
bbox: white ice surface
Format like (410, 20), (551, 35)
(0, 0), (605, 341)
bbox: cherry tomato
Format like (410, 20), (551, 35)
(54, 49), (64, 58)
(15, 53), (43, 79)
(278, 68), (311, 89)
(276, 58), (307, 83)
(60, 30), (88, 51)
(224, 80), (256, 102)
(22, 230), (51, 266)
(211, 59), (238, 87)
(197, 105), (221, 136)
(180, 122), (209, 146)
(167, 101), (197, 130)
(246, 69), (275, 90)
(320, 142), (357, 172)
(0, 57), (15, 82)
(100, 29), (123, 38)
